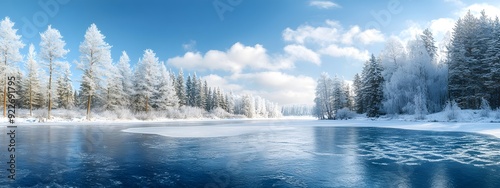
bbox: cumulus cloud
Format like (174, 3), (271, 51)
(232, 72), (317, 105)
(167, 42), (293, 73)
(282, 19), (383, 61)
(284, 44), (321, 65)
(319, 44), (370, 62)
(309, 1), (340, 9)
(202, 74), (243, 92)
(458, 3), (500, 17)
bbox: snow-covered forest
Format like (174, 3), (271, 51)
(0, 18), (282, 121)
(314, 10), (500, 120)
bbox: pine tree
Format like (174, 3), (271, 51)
(196, 77), (205, 109)
(206, 87), (213, 111)
(22, 44), (44, 116)
(133, 49), (158, 112)
(0, 17), (25, 117)
(353, 73), (363, 113)
(117, 51), (134, 107)
(421, 28), (438, 60)
(154, 62), (179, 109)
(363, 54), (384, 117)
(175, 69), (187, 107)
(225, 93), (234, 114)
(78, 24), (112, 120)
(203, 80), (209, 111)
(485, 17), (500, 108)
(242, 94), (255, 118)
(56, 62), (74, 109)
(103, 61), (125, 111)
(186, 74), (194, 106)
(40, 25), (69, 119)
(212, 87), (220, 109)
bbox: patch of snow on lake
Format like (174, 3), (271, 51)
(122, 125), (295, 138)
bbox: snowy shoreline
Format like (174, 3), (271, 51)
(1, 114), (499, 139)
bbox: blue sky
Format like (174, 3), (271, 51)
(1, 0), (500, 105)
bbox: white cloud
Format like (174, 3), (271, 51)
(282, 20), (383, 62)
(284, 44), (321, 65)
(202, 74), (243, 92)
(167, 42), (293, 73)
(357, 29), (385, 45)
(319, 44), (370, 61)
(283, 20), (385, 46)
(459, 3), (500, 18)
(233, 72), (317, 105)
(182, 40), (196, 51)
(429, 18), (455, 37)
(282, 22), (341, 45)
(309, 1), (340, 9)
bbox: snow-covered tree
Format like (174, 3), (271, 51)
(362, 54), (384, 117)
(78, 23), (112, 120)
(225, 92), (234, 114)
(353, 73), (363, 113)
(22, 44), (44, 116)
(212, 87), (220, 109)
(380, 37), (406, 81)
(40, 25), (69, 119)
(196, 77), (205, 109)
(175, 69), (187, 107)
(102, 61), (125, 111)
(56, 62), (74, 109)
(242, 94), (255, 118)
(186, 74), (194, 106)
(154, 62), (179, 109)
(116, 51), (134, 106)
(133, 49), (159, 112)
(314, 72), (334, 119)
(0, 17), (24, 117)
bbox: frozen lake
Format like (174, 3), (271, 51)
(1, 120), (500, 187)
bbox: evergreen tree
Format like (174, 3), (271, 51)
(0, 17), (25, 117)
(353, 73), (363, 113)
(186, 74), (194, 106)
(78, 24), (112, 119)
(212, 87), (220, 109)
(116, 51), (134, 107)
(421, 28), (438, 60)
(103, 61), (125, 111)
(40, 25), (69, 119)
(175, 69), (187, 107)
(154, 62), (179, 109)
(203, 80), (210, 111)
(242, 94), (255, 118)
(196, 77), (205, 109)
(22, 44), (44, 116)
(363, 54), (384, 117)
(56, 62), (74, 109)
(133, 49), (158, 112)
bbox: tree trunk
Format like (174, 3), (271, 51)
(3, 55), (6, 117)
(87, 95), (92, 120)
(29, 85), (32, 116)
(48, 58), (52, 119)
(145, 95), (149, 112)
